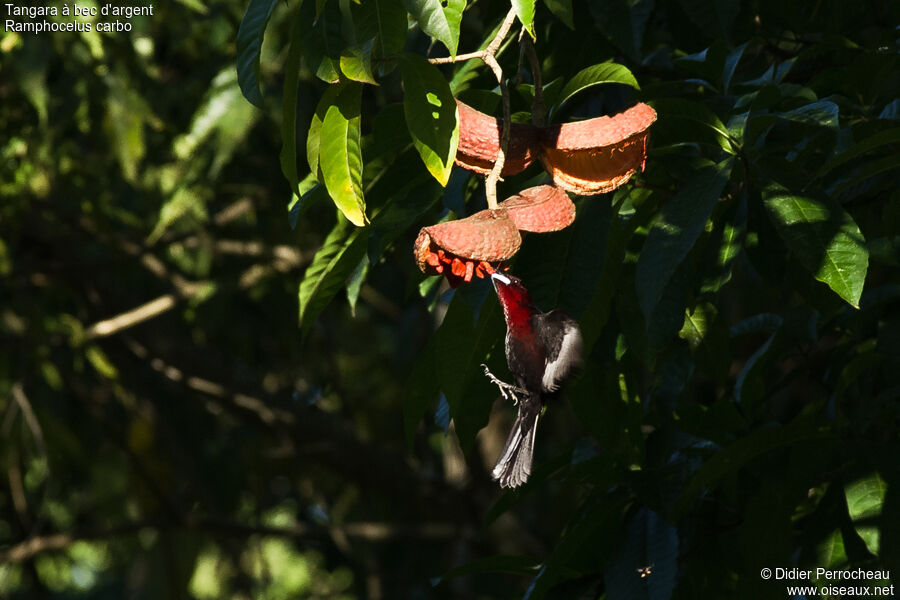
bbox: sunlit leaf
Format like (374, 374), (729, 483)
(845, 473), (886, 556)
(555, 62), (640, 111)
(763, 184), (868, 307)
(340, 39), (378, 85)
(398, 53), (459, 186)
(512, 0), (536, 37)
(402, 0), (466, 57)
(236, 0), (279, 107)
(298, 216), (368, 333)
(319, 82), (369, 226)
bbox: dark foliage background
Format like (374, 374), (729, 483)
(1, 0), (898, 598)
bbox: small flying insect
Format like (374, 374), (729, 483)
(636, 564), (654, 579)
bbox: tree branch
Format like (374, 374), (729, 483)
(428, 9), (519, 209)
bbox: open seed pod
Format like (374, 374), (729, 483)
(455, 100), (541, 176)
(498, 185), (576, 233)
(541, 102), (657, 195)
(415, 209), (521, 287)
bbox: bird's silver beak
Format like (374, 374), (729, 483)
(490, 272), (511, 285)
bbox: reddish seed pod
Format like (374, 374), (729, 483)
(454, 100), (542, 176)
(541, 103), (657, 195)
(498, 185), (576, 233)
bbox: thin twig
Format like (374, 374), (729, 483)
(427, 9), (519, 209)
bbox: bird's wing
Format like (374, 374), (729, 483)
(537, 311), (583, 393)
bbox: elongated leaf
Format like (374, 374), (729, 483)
(542, 0), (573, 29)
(352, 0), (408, 75)
(636, 160), (732, 319)
(722, 42), (747, 92)
(679, 302), (730, 382)
(512, 0), (537, 37)
(763, 184), (868, 307)
(649, 98), (735, 153)
(834, 154), (900, 196)
(588, 0), (653, 63)
(398, 53), (459, 186)
(307, 84), (342, 178)
(556, 63), (640, 110)
(340, 39), (378, 85)
(780, 99), (840, 131)
(514, 199), (612, 319)
(319, 82), (369, 226)
(845, 473), (886, 556)
(236, 0), (279, 107)
(821, 127), (900, 174)
(280, 8), (305, 196)
(298, 217), (368, 334)
(402, 0), (466, 57)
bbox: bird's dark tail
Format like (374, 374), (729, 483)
(492, 397), (541, 488)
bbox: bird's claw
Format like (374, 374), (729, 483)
(480, 364), (527, 405)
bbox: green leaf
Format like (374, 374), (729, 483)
(514, 198), (613, 319)
(298, 216), (368, 334)
(435, 283), (503, 452)
(679, 302), (730, 382)
(398, 53), (459, 186)
(512, 0), (536, 37)
(402, 0), (466, 57)
(345, 257), (368, 316)
(844, 473), (886, 556)
(779, 99), (840, 131)
(340, 39), (378, 85)
(763, 184), (868, 308)
(588, 0), (653, 63)
(636, 160), (732, 319)
(280, 9), (305, 196)
(351, 0), (408, 75)
(104, 74), (148, 184)
(821, 127), (900, 175)
(542, 0), (573, 29)
(555, 63), (640, 111)
(307, 84), (342, 178)
(730, 313), (782, 405)
(236, 0), (279, 107)
(319, 82), (369, 226)
(648, 98), (735, 153)
(833, 154), (900, 196)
